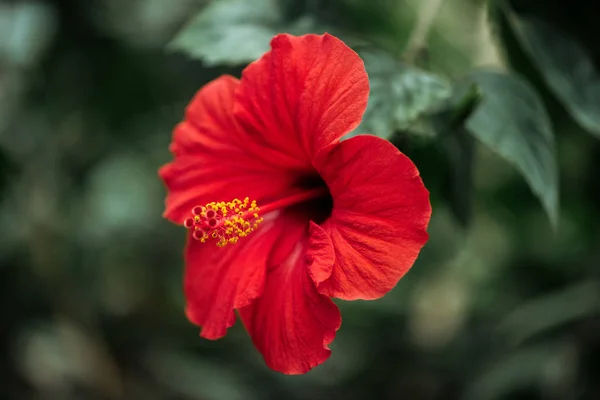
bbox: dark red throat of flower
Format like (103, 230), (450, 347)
(183, 187), (329, 247)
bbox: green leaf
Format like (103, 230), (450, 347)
(352, 50), (451, 139)
(503, 3), (600, 137)
(167, 0), (330, 66)
(498, 280), (600, 347)
(445, 84), (483, 129)
(432, 85), (482, 228)
(168, 0), (284, 66)
(463, 71), (559, 228)
(465, 341), (573, 400)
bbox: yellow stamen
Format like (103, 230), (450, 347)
(183, 188), (329, 248)
(184, 198), (264, 247)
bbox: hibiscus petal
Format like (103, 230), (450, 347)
(184, 213), (287, 339)
(159, 75), (294, 224)
(313, 135), (431, 300)
(234, 33), (369, 163)
(170, 75), (242, 157)
(306, 221), (335, 285)
(239, 217), (341, 375)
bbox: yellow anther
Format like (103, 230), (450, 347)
(184, 197), (263, 247)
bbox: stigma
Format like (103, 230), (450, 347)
(184, 197), (264, 247)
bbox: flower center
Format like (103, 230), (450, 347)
(184, 187), (328, 247)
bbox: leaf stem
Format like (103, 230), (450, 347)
(404, 0), (445, 63)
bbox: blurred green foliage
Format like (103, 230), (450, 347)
(1, 0), (600, 399)
(459, 70), (558, 228)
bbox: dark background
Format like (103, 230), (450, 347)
(1, 0), (599, 399)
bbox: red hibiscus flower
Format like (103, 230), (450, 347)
(159, 33), (431, 374)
